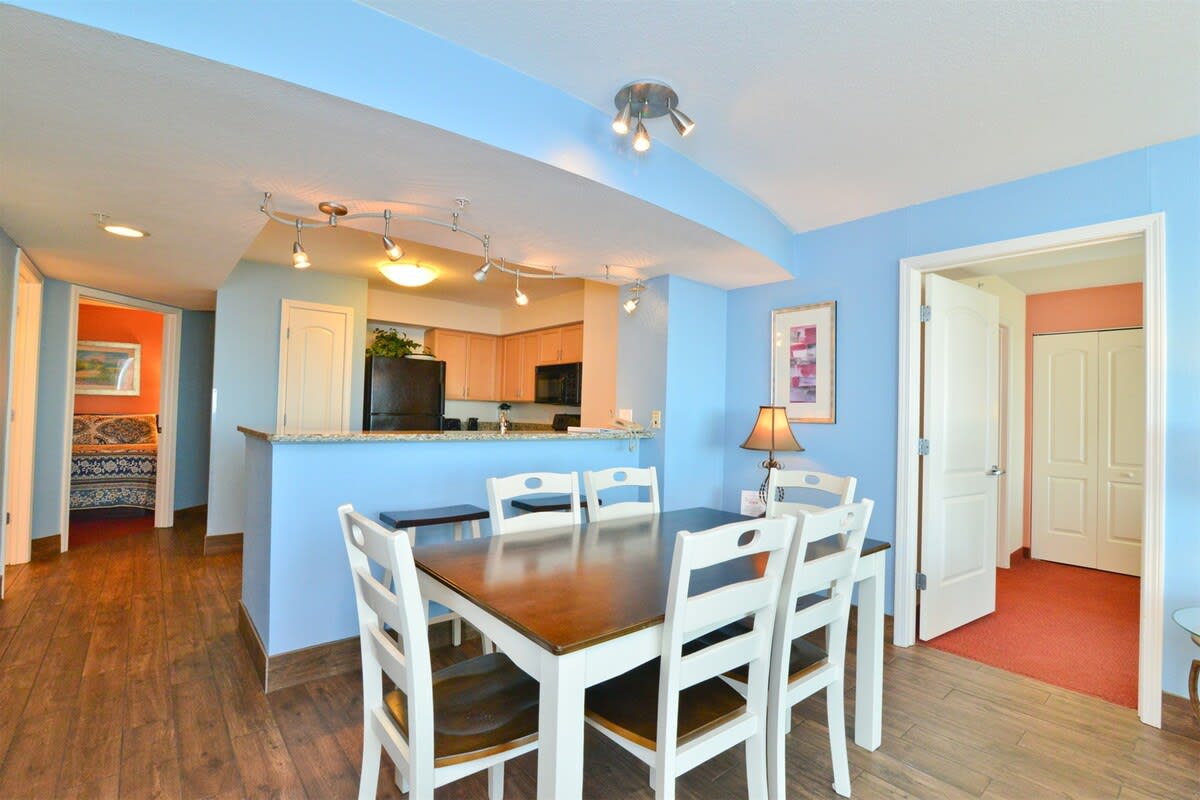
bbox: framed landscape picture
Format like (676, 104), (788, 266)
(75, 340), (141, 396)
(770, 301), (835, 423)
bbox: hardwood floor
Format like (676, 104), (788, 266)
(0, 512), (1196, 799)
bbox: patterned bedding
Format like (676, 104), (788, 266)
(70, 414), (158, 511)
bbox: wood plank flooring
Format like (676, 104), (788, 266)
(0, 512), (1196, 799)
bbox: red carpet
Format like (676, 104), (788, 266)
(69, 512), (155, 548)
(922, 552), (1140, 708)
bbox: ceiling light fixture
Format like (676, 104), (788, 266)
(513, 267), (529, 306)
(611, 80), (695, 153)
(473, 236), (493, 282)
(93, 213), (149, 238)
(291, 219), (310, 269)
(378, 262), (436, 287)
(381, 209), (403, 261)
(623, 279), (645, 314)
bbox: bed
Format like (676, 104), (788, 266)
(70, 413), (158, 511)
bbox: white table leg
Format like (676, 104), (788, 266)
(536, 649), (586, 800)
(854, 552), (884, 751)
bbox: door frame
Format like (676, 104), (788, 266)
(59, 285), (182, 545)
(893, 213), (1166, 727)
(2, 252), (44, 572)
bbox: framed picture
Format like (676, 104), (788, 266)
(75, 340), (141, 396)
(770, 301), (835, 423)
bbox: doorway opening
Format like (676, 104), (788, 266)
(59, 286), (181, 551)
(893, 214), (1166, 727)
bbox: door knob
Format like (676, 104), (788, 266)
(988, 465), (1006, 476)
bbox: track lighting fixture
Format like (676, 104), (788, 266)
(473, 237), (493, 282)
(623, 279), (645, 314)
(381, 210), (403, 261)
(612, 98), (632, 134)
(611, 80), (695, 153)
(291, 219), (310, 269)
(513, 268), (529, 306)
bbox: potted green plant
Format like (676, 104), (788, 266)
(366, 328), (432, 358)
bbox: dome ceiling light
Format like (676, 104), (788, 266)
(378, 262), (437, 287)
(611, 80), (695, 154)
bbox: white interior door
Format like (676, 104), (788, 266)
(1097, 328), (1144, 576)
(1031, 332), (1099, 568)
(919, 273), (1000, 640)
(276, 300), (354, 434)
(3, 259), (43, 585)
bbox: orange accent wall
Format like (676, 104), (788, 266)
(1022, 283), (1142, 548)
(74, 304), (163, 415)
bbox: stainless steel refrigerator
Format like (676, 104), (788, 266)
(362, 355), (445, 431)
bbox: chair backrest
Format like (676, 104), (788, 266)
(765, 469), (856, 517)
(656, 515), (796, 776)
(487, 471), (582, 534)
(774, 500), (874, 678)
(337, 504), (435, 774)
(583, 466), (660, 521)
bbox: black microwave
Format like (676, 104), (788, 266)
(535, 362), (582, 405)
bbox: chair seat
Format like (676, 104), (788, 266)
(584, 658), (746, 750)
(384, 652), (538, 767)
(697, 620), (828, 684)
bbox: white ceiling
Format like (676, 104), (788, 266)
(373, 0), (1200, 232)
(1, 3), (1196, 311)
(942, 236), (1143, 294)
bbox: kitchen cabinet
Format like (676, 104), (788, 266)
(425, 329), (500, 401)
(536, 323), (584, 364)
(500, 332), (539, 401)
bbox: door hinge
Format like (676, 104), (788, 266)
(5, 512), (9, 525)
(286, 327), (291, 340)
(282, 413), (287, 426)
(918, 438), (930, 456)
(919, 305), (931, 323)
(916, 572), (927, 590)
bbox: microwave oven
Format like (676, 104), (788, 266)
(535, 362), (582, 405)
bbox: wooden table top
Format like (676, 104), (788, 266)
(414, 507), (890, 657)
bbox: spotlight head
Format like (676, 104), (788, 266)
(633, 118), (651, 152)
(612, 99), (632, 135)
(473, 261), (491, 282)
(292, 241), (310, 269)
(514, 286), (529, 306)
(623, 296), (640, 315)
(381, 235), (403, 261)
(669, 107), (695, 137)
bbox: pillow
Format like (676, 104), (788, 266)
(73, 414), (158, 445)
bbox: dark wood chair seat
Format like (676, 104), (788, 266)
(584, 658), (746, 750)
(384, 652), (539, 767)
(510, 495), (594, 513)
(696, 620), (828, 684)
(379, 504), (489, 529)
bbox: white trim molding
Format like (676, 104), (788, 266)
(60, 286), (183, 546)
(893, 213), (1166, 728)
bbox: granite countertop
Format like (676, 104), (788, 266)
(237, 426), (654, 443)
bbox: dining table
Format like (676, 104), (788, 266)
(413, 506), (890, 800)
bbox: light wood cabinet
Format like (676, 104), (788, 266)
(536, 323), (584, 365)
(500, 332), (540, 402)
(425, 329), (500, 401)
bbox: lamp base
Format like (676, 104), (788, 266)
(758, 457), (785, 504)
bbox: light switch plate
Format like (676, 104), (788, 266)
(650, 410), (662, 428)
(740, 490), (766, 517)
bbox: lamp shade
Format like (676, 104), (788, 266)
(739, 406), (804, 453)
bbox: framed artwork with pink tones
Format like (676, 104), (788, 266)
(770, 301), (835, 423)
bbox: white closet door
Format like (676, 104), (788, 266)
(1097, 328), (1144, 576)
(276, 300), (354, 433)
(1031, 332), (1099, 568)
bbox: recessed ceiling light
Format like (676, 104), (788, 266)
(379, 263), (437, 287)
(94, 213), (148, 238)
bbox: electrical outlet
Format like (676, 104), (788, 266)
(650, 410), (662, 428)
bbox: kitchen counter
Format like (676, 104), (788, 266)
(237, 426), (653, 443)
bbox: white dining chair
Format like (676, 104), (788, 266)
(337, 504), (538, 800)
(701, 500), (874, 799)
(766, 468), (856, 516)
(583, 466), (660, 521)
(486, 471), (581, 534)
(583, 515), (797, 799)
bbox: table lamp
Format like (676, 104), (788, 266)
(739, 405), (804, 502)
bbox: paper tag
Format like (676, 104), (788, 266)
(740, 490), (766, 517)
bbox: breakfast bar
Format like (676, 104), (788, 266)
(235, 426), (650, 690)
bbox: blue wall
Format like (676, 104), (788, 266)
(723, 136), (1200, 697)
(175, 310), (214, 509)
(617, 276), (669, 479)
(207, 261), (368, 536)
(31, 278), (72, 538)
